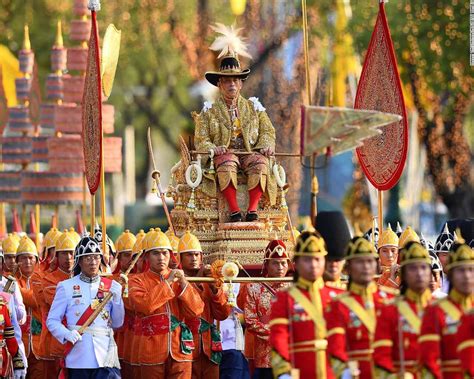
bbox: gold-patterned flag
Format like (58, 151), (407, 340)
(82, 9), (102, 195)
(355, 2), (408, 191)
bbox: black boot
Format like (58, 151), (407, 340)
(245, 211), (258, 222)
(230, 211), (243, 222)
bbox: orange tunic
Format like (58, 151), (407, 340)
(373, 289), (431, 378)
(17, 271), (42, 359)
(40, 269), (70, 359)
(186, 284), (230, 379)
(419, 290), (472, 379)
(186, 284), (229, 361)
(128, 269), (205, 365)
(236, 283), (255, 363)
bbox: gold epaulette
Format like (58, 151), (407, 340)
(378, 285), (400, 296)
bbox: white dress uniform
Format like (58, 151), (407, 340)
(46, 273), (124, 369)
(0, 276), (27, 325)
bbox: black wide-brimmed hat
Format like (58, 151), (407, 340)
(205, 56), (250, 87)
(315, 211), (351, 261)
(205, 23), (251, 87)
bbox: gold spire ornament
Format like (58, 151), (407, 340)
(55, 20), (64, 47)
(23, 25), (31, 51)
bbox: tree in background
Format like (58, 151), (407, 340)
(351, 1), (473, 218)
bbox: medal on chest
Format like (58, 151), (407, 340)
(72, 285), (82, 298)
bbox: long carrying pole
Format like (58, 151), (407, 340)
(189, 150), (301, 158)
(147, 127), (175, 235)
(100, 119), (107, 254)
(186, 277), (293, 283)
(378, 190), (383, 235)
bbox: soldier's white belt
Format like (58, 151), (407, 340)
(68, 325), (112, 337)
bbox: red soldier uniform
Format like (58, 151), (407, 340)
(327, 236), (396, 378)
(419, 240), (474, 379)
(270, 230), (343, 379)
(457, 309), (474, 378)
(373, 241), (433, 378)
(0, 292), (24, 377)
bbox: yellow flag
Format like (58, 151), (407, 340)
(0, 45), (21, 106)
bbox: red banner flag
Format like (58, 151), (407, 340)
(82, 10), (102, 195)
(355, 2), (408, 191)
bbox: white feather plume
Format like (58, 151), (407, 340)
(209, 23), (252, 59)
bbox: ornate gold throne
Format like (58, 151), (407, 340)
(167, 137), (294, 267)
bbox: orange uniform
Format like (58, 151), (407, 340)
(39, 269), (70, 377)
(186, 284), (230, 379)
(128, 269), (204, 378)
(419, 289), (472, 379)
(236, 283), (255, 373)
(270, 277), (342, 379)
(373, 289), (432, 378)
(456, 309), (474, 378)
(326, 282), (395, 378)
(17, 271), (43, 378)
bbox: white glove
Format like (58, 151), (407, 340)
(65, 330), (82, 344)
(278, 375), (291, 379)
(14, 369), (26, 379)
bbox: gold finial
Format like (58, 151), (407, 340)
(55, 20), (63, 47)
(353, 222), (363, 237)
(454, 228), (465, 244)
(23, 24), (31, 51)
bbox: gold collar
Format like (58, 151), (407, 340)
(449, 288), (473, 311)
(405, 288), (432, 309)
(349, 281), (377, 299)
(296, 276), (324, 293)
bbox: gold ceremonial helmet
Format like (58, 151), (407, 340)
(142, 228), (172, 253)
(399, 241), (431, 267)
(398, 226), (420, 249)
(344, 236), (378, 260)
(378, 224), (399, 249)
(131, 229), (146, 256)
(2, 233), (21, 256)
(116, 230), (137, 254)
(165, 228), (179, 253)
(42, 227), (62, 250)
(446, 232), (474, 271)
(56, 228), (81, 252)
(293, 230), (327, 257)
(16, 236), (38, 258)
(178, 231), (202, 254)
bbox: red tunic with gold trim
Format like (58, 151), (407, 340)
(419, 289), (473, 379)
(270, 277), (343, 379)
(0, 293), (22, 377)
(373, 289), (432, 378)
(326, 282), (395, 379)
(456, 309), (474, 378)
(244, 282), (290, 368)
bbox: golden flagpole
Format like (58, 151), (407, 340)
(100, 126), (107, 255)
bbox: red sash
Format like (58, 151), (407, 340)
(59, 278), (112, 379)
